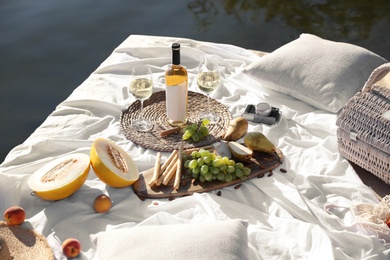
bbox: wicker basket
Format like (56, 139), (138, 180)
(337, 63), (390, 184)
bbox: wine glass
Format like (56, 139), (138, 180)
(129, 65), (154, 132)
(197, 54), (221, 123)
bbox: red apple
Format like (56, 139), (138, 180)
(3, 206), (26, 226)
(62, 238), (81, 258)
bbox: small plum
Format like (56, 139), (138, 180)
(3, 206), (25, 226)
(93, 194), (112, 213)
(62, 238), (81, 258)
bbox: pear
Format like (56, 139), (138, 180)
(222, 117), (248, 141)
(214, 141), (232, 159)
(244, 132), (276, 154)
(228, 141), (253, 162)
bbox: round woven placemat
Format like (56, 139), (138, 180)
(120, 91), (232, 151)
(0, 221), (54, 260)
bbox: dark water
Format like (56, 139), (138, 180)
(1, 0), (389, 162)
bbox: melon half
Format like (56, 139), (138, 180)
(28, 153), (90, 201)
(90, 138), (139, 188)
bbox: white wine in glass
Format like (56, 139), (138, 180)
(197, 55), (220, 123)
(198, 71), (220, 94)
(130, 65), (154, 132)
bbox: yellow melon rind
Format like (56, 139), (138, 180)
(90, 138), (139, 188)
(28, 153), (90, 201)
(33, 166), (89, 200)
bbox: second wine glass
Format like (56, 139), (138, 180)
(129, 65), (154, 132)
(197, 54), (221, 123)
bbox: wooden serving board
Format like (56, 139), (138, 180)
(132, 149), (283, 199)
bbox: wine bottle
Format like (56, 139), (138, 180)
(165, 43), (188, 126)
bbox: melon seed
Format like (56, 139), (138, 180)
(41, 159), (75, 182)
(106, 144), (128, 173)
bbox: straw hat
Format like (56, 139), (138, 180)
(0, 221), (53, 259)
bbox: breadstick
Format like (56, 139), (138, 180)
(161, 150), (178, 172)
(174, 142), (184, 190)
(156, 151), (178, 186)
(162, 161), (178, 185)
(148, 152), (161, 186)
(161, 153), (178, 179)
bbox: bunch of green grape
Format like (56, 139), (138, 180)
(182, 119), (210, 142)
(183, 148), (251, 183)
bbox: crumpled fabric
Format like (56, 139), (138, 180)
(0, 35), (389, 259)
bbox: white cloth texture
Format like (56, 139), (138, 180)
(243, 33), (388, 113)
(91, 219), (249, 260)
(0, 34), (389, 259)
(325, 195), (390, 245)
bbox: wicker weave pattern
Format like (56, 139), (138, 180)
(120, 91), (232, 151)
(337, 128), (390, 184)
(336, 91), (390, 154)
(337, 64), (390, 185)
(371, 86), (390, 100)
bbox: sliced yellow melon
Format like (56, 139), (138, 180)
(90, 138), (139, 188)
(28, 153), (90, 201)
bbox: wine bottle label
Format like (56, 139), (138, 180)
(166, 82), (187, 122)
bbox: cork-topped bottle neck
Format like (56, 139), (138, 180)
(172, 43), (181, 65)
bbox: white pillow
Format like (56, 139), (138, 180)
(243, 33), (388, 113)
(92, 219), (249, 260)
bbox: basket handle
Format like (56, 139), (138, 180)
(363, 62), (390, 92)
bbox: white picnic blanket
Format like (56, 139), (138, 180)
(0, 35), (389, 259)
